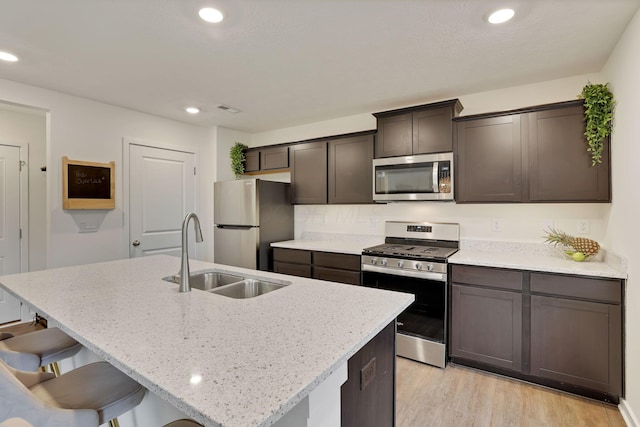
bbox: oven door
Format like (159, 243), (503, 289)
(362, 269), (447, 367)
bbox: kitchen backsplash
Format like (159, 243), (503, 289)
(294, 202), (611, 244)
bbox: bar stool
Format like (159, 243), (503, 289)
(0, 359), (146, 427)
(0, 327), (82, 376)
(164, 420), (203, 427)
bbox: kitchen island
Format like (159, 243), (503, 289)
(0, 255), (413, 427)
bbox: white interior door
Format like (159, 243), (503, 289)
(129, 144), (196, 258)
(0, 145), (22, 323)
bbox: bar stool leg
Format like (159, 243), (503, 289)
(108, 419), (120, 427)
(49, 362), (61, 377)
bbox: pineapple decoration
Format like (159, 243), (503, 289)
(544, 228), (600, 262)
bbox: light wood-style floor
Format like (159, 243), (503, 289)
(396, 357), (626, 427)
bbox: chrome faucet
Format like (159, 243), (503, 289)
(179, 212), (204, 292)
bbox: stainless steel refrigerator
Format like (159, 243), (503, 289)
(214, 178), (294, 271)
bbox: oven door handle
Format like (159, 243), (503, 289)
(362, 264), (447, 282)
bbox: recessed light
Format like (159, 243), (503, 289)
(199, 7), (224, 23)
(186, 107), (200, 114)
(0, 51), (19, 62)
(488, 8), (515, 24)
(189, 374), (202, 385)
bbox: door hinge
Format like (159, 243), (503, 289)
(194, 166), (197, 175)
(19, 160), (26, 171)
(19, 229), (22, 239)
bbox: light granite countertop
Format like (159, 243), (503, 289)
(271, 239), (380, 255)
(272, 236), (627, 279)
(449, 250), (627, 279)
(450, 240), (627, 279)
(0, 255), (412, 427)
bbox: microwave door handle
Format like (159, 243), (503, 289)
(432, 161), (439, 193)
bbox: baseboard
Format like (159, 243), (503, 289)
(620, 398), (639, 427)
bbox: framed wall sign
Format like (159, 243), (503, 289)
(62, 156), (115, 209)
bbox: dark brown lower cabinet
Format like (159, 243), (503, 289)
(450, 285), (522, 371)
(342, 321), (396, 427)
(450, 264), (624, 402)
(530, 295), (622, 396)
(273, 247), (361, 285)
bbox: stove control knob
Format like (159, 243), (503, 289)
(427, 264), (434, 271)
(380, 259), (388, 266)
(397, 260), (404, 268)
(371, 258), (378, 265)
(415, 263), (423, 271)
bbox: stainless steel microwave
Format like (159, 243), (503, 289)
(373, 152), (454, 202)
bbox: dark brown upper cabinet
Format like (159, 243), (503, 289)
(373, 99), (463, 158)
(244, 149), (260, 173)
(289, 140), (328, 204)
(328, 134), (374, 204)
(528, 103), (610, 202)
(456, 114), (524, 202)
(454, 100), (611, 203)
(289, 131), (375, 205)
(244, 146), (289, 173)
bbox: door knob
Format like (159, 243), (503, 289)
(132, 240), (141, 247)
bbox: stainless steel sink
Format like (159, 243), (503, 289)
(210, 279), (288, 299)
(162, 270), (245, 291)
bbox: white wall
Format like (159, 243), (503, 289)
(0, 106), (47, 271)
(0, 78), (214, 268)
(603, 7), (640, 424)
(250, 73), (611, 244)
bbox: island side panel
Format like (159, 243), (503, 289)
(341, 321), (396, 427)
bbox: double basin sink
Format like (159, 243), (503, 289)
(162, 270), (289, 299)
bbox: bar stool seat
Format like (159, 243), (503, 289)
(0, 359), (146, 426)
(0, 418), (34, 427)
(164, 420), (203, 427)
(0, 327), (82, 373)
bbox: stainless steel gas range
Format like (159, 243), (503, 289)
(361, 221), (460, 368)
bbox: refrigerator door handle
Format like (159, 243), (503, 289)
(216, 225), (256, 230)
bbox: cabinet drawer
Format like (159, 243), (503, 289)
(313, 267), (361, 285)
(451, 265), (523, 291)
(313, 251), (361, 271)
(530, 273), (622, 304)
(274, 262), (312, 278)
(273, 248), (312, 264)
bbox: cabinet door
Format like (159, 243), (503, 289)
(528, 105), (610, 201)
(456, 115), (523, 202)
(244, 149), (260, 172)
(328, 135), (374, 204)
(375, 113), (412, 158)
(289, 141), (328, 204)
(531, 295), (622, 395)
(412, 107), (454, 154)
(260, 146), (289, 170)
(451, 284), (522, 371)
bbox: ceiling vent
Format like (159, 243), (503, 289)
(216, 104), (241, 114)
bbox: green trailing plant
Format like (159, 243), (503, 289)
(578, 82), (615, 166)
(230, 142), (248, 178)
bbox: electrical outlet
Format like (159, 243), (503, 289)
(360, 357), (376, 391)
(491, 218), (503, 232)
(576, 219), (590, 234)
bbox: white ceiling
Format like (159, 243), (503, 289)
(1, 0), (638, 133)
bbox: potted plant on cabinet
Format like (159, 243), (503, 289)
(579, 82), (615, 166)
(230, 142), (248, 179)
